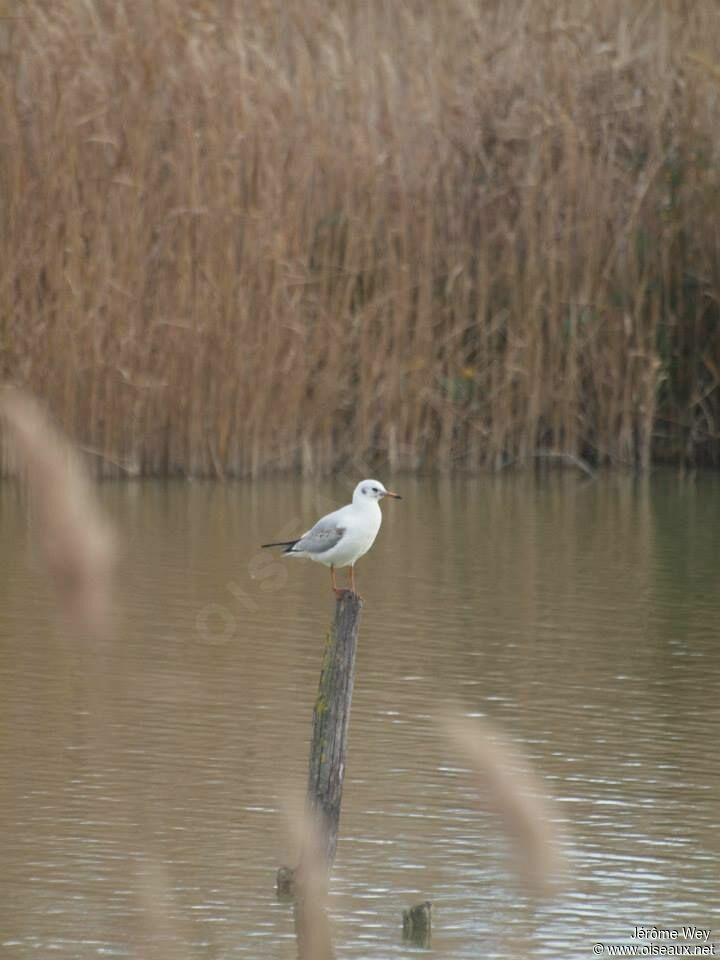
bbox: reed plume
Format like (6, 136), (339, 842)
(441, 709), (567, 895)
(0, 386), (115, 632)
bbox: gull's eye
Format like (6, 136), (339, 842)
(372, 486), (379, 493)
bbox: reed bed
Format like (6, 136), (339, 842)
(1, 0), (719, 476)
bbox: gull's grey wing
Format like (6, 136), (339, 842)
(291, 515), (346, 555)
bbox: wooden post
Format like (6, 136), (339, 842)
(276, 590), (363, 901)
(306, 590), (363, 867)
(276, 592), (362, 957)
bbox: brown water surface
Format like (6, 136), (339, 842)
(1, 474), (719, 958)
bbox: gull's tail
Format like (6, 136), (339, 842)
(261, 539), (299, 552)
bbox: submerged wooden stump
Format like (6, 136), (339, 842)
(402, 900), (432, 947)
(275, 865), (296, 901)
(307, 590), (364, 867)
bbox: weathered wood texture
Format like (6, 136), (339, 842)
(307, 590), (364, 868)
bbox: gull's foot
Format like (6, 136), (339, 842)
(333, 587), (363, 601)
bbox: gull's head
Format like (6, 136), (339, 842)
(353, 479), (402, 504)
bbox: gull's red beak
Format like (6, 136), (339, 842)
(383, 490), (402, 499)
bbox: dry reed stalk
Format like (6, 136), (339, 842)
(2, 0), (719, 476)
(441, 709), (566, 896)
(135, 859), (192, 960)
(284, 800), (336, 960)
(0, 386), (115, 633)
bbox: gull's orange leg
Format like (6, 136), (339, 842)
(350, 565), (356, 593)
(331, 564), (348, 599)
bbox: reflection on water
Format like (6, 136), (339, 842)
(1, 474), (719, 958)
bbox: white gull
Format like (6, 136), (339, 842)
(261, 479), (401, 596)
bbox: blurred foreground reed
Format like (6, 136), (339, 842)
(0, 386), (115, 631)
(2, 0), (719, 476)
(441, 709), (567, 897)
